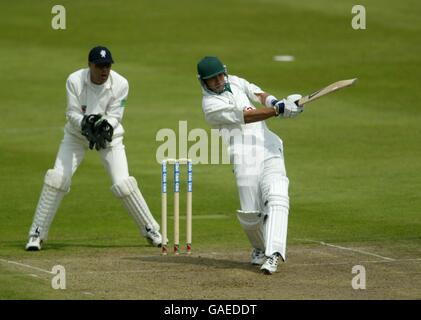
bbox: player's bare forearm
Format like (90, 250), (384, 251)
(255, 92), (270, 105)
(244, 107), (277, 123)
(243, 92), (276, 123)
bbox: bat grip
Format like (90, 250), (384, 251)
(295, 100), (304, 107)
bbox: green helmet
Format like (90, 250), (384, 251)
(197, 56), (226, 80)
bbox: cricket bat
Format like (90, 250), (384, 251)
(297, 78), (358, 106)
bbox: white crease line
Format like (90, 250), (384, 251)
(0, 258), (54, 274)
(0, 259), (99, 297)
(298, 239), (396, 261)
(289, 258), (421, 267)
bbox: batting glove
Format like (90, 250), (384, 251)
(282, 94), (304, 118)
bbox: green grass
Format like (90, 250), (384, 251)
(0, 0), (420, 299)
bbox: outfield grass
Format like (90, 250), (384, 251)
(0, 0), (420, 299)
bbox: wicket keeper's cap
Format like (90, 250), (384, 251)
(197, 56), (225, 80)
(88, 46), (114, 65)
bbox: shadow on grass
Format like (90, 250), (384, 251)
(124, 254), (258, 273)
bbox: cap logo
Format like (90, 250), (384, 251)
(100, 50), (106, 58)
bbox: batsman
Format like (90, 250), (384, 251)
(197, 56), (303, 274)
(25, 46), (162, 250)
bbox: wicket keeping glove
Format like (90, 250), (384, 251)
(93, 119), (114, 150)
(81, 114), (102, 149)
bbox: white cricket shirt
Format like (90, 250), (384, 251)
(65, 68), (128, 139)
(201, 75), (284, 169)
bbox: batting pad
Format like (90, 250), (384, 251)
(236, 210), (265, 251)
(29, 169), (71, 240)
(111, 177), (160, 233)
(261, 176), (289, 260)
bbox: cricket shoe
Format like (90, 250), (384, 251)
(250, 248), (266, 265)
(25, 235), (43, 251)
(260, 252), (282, 275)
(144, 228), (162, 247)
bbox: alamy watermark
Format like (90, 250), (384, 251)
(51, 5), (66, 30)
(51, 265), (66, 290)
(155, 121), (267, 175)
(351, 265), (366, 290)
(351, 5), (366, 30)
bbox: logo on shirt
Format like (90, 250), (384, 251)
(100, 50), (106, 58)
(81, 105), (87, 113)
(244, 106), (255, 111)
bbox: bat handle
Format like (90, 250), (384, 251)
(295, 100), (304, 108)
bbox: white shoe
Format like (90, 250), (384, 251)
(144, 228), (162, 247)
(250, 248), (266, 265)
(25, 235), (42, 251)
(260, 252), (282, 275)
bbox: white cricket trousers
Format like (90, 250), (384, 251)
(235, 156), (287, 212)
(235, 155), (290, 258)
(55, 131), (129, 184)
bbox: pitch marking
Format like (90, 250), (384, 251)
(0, 258), (54, 274)
(298, 239), (396, 261)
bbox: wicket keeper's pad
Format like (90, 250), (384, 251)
(261, 175), (289, 260)
(111, 177), (160, 233)
(236, 210), (265, 251)
(29, 169), (71, 239)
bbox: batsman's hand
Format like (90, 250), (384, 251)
(282, 94), (304, 118)
(81, 114), (102, 149)
(93, 119), (114, 150)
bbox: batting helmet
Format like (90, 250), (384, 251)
(197, 56), (226, 80)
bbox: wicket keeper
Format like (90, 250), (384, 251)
(26, 46), (162, 250)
